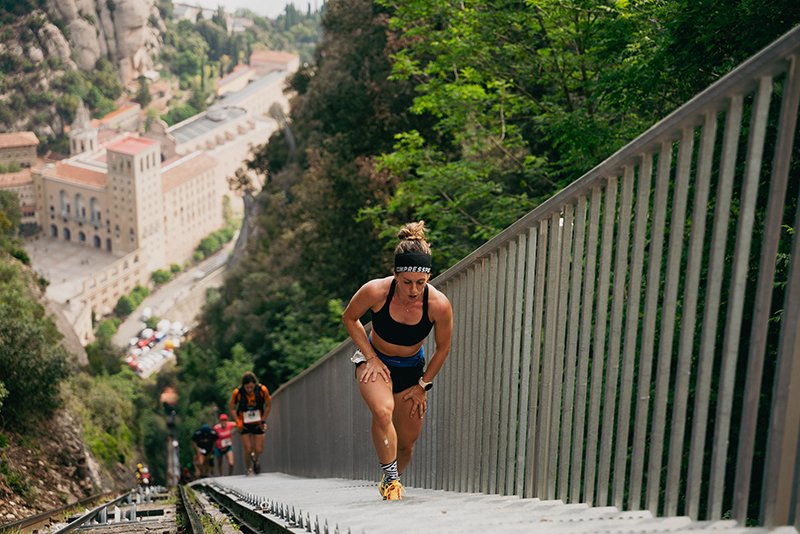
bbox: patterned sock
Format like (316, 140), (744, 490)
(380, 459), (399, 483)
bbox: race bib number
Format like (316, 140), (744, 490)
(243, 409), (260, 424)
(220, 438), (232, 448)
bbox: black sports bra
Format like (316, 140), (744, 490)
(371, 279), (434, 346)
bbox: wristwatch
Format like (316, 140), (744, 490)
(418, 377), (433, 391)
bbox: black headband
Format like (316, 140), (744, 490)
(394, 251), (432, 273)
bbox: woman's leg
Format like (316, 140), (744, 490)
(357, 366), (396, 464)
(225, 450), (235, 475)
(393, 387), (425, 475)
(240, 433), (254, 468)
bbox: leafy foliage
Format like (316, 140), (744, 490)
(62, 371), (144, 466)
(85, 318), (122, 375)
(114, 285), (150, 317)
(0, 258), (69, 427)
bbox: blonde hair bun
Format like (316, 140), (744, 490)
(397, 220), (427, 242)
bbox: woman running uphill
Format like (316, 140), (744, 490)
(343, 221), (453, 500)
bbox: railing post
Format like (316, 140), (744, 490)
(759, 52), (800, 528)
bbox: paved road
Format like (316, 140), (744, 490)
(111, 242), (233, 349)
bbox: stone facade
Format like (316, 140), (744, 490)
(0, 131), (39, 167)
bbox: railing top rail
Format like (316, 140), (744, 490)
(433, 24), (800, 287)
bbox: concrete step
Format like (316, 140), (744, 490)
(204, 473), (798, 534)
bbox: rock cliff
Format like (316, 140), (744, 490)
(0, 0), (164, 138)
(44, 0), (164, 84)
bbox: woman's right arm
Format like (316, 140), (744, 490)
(228, 390), (237, 419)
(342, 280), (389, 383)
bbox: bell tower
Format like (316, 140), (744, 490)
(69, 100), (98, 156)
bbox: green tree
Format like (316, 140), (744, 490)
(135, 76), (152, 107)
(214, 343), (255, 401)
(0, 190), (20, 238)
(151, 269), (172, 285)
(86, 317), (122, 376)
(115, 295), (134, 317)
(0, 260), (70, 426)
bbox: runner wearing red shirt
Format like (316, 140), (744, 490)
(213, 413), (237, 476)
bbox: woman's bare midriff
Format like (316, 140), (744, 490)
(370, 331), (424, 358)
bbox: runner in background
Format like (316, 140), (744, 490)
(213, 413), (236, 476)
(191, 423), (217, 478)
(229, 371), (271, 475)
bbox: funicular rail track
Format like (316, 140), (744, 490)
(2, 482), (302, 534)
(0, 491), (111, 533)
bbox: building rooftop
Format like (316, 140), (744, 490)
(51, 162), (107, 188)
(250, 50), (299, 65)
(161, 151), (216, 193)
(99, 102), (140, 125)
(0, 168), (32, 187)
(106, 135), (158, 156)
(219, 70), (287, 108)
(217, 64), (253, 88)
(168, 105), (247, 145)
(0, 131), (39, 149)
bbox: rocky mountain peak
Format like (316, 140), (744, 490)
(45, 0), (164, 84)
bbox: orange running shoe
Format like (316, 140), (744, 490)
(381, 479), (405, 501)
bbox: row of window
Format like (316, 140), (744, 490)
(55, 191), (101, 222)
(108, 151), (158, 174)
(50, 225), (113, 252)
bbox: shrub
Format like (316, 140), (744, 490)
(197, 234), (222, 257)
(114, 295), (134, 317)
(96, 317), (120, 342)
(130, 285), (150, 307)
(151, 269), (172, 285)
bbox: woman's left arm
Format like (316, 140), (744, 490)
(421, 289), (453, 383)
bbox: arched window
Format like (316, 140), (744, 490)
(75, 193), (84, 219)
(64, 228), (71, 241)
(59, 190), (68, 214)
(106, 238), (112, 252)
(93, 235), (101, 248)
(50, 224), (58, 238)
(78, 231), (86, 243)
(90, 197), (100, 223)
